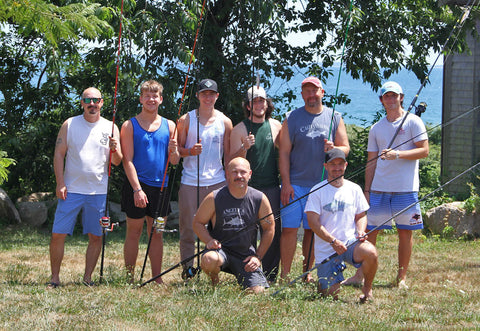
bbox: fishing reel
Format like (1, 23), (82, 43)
(182, 265), (201, 280)
(153, 216), (178, 233)
(415, 102), (427, 117)
(100, 216), (119, 232)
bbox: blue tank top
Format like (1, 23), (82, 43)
(287, 106), (341, 186)
(131, 117), (170, 187)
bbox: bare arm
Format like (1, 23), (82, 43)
(269, 118), (282, 149)
(167, 119), (180, 165)
(110, 124), (123, 166)
(54, 120), (68, 200)
(121, 119), (148, 208)
(192, 193), (220, 249)
(331, 118), (350, 155)
(364, 151), (378, 201)
(279, 119), (294, 205)
(229, 122), (251, 159)
(223, 115), (233, 165)
(255, 194), (275, 259)
(382, 139), (429, 161)
(354, 211), (368, 241)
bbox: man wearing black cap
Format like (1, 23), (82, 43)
(177, 78), (233, 279)
(279, 76), (350, 282)
(305, 148), (377, 302)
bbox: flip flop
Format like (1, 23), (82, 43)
(46, 282), (59, 289)
(82, 280), (96, 287)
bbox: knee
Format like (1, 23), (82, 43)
(201, 251), (221, 272)
(88, 234), (102, 246)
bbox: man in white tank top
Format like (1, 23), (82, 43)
(48, 87), (122, 288)
(177, 79), (233, 279)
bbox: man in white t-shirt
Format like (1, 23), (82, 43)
(48, 87), (122, 288)
(344, 81), (429, 289)
(305, 148), (377, 302)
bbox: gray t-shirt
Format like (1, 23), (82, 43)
(287, 106), (342, 186)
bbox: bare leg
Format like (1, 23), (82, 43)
(318, 282), (341, 300)
(302, 229), (315, 282)
(123, 217), (145, 283)
(280, 227), (298, 280)
(84, 233), (102, 283)
(397, 229), (413, 286)
(49, 233), (67, 285)
(343, 230), (379, 286)
(200, 251), (223, 286)
(145, 216), (164, 284)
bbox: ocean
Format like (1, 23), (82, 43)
(269, 66), (443, 126)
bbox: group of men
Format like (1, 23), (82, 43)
(48, 76), (428, 302)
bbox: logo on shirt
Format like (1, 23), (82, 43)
(222, 208), (245, 231)
(300, 124), (327, 139)
(323, 199), (352, 213)
(100, 132), (109, 146)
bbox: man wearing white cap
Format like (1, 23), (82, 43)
(279, 76), (349, 282)
(177, 78), (233, 279)
(344, 81), (428, 289)
(230, 85), (282, 282)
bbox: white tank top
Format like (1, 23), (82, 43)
(64, 115), (112, 194)
(181, 109), (226, 186)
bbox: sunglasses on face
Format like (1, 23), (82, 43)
(82, 97), (102, 104)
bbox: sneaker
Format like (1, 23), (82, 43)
(182, 266), (199, 280)
(398, 279), (409, 290)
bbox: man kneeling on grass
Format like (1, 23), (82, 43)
(305, 148), (378, 302)
(193, 157), (275, 293)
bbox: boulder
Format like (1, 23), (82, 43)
(0, 188), (21, 224)
(17, 201), (48, 227)
(424, 202), (480, 237)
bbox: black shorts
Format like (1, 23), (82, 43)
(121, 179), (171, 219)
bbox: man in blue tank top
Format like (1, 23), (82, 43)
(193, 157), (275, 293)
(121, 80), (180, 284)
(279, 76), (350, 282)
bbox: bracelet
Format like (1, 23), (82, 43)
(329, 238), (336, 245)
(364, 190), (370, 193)
(253, 253), (262, 260)
(133, 188), (142, 193)
(111, 149), (117, 153)
(395, 150), (400, 159)
(188, 148), (192, 156)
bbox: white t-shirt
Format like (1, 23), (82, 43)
(368, 113), (428, 192)
(304, 179), (369, 262)
(64, 115), (112, 194)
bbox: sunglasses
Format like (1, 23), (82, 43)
(82, 97), (102, 104)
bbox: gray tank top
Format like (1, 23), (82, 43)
(209, 186), (263, 259)
(287, 106), (341, 186)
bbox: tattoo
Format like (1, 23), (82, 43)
(56, 138), (62, 145)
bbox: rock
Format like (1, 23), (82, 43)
(16, 192), (54, 202)
(17, 201), (48, 227)
(0, 188), (21, 224)
(425, 202), (480, 237)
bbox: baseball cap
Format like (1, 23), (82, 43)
(325, 148), (346, 163)
(247, 86), (267, 101)
(197, 79), (218, 93)
(301, 76), (323, 88)
(380, 81), (403, 96)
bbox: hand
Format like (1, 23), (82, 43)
(190, 139), (203, 156)
(357, 231), (367, 242)
(168, 138), (178, 154)
(241, 134), (255, 151)
(331, 239), (347, 255)
(56, 185), (67, 200)
(108, 136), (118, 152)
(380, 148), (397, 160)
(281, 183), (294, 206)
(243, 255), (261, 272)
(134, 189), (148, 208)
(206, 239), (221, 250)
(324, 139), (334, 152)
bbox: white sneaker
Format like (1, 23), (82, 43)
(398, 279), (409, 290)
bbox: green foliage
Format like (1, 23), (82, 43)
(462, 181), (480, 214)
(0, 150), (15, 185)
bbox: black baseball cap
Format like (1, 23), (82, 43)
(197, 79), (218, 93)
(325, 148), (346, 163)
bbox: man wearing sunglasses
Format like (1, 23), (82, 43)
(48, 87), (122, 288)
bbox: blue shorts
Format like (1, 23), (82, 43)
(52, 193), (105, 236)
(367, 192), (423, 231)
(316, 239), (361, 290)
(210, 249), (269, 289)
(280, 185), (311, 229)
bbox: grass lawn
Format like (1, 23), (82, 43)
(1, 224), (479, 330)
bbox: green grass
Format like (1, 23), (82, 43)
(1, 225), (480, 330)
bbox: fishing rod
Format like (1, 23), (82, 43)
(272, 161), (480, 297)
(387, 0), (474, 149)
(142, 102), (480, 283)
(99, 0), (124, 284)
(305, 0), (354, 276)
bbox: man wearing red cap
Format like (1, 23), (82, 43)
(279, 76), (349, 282)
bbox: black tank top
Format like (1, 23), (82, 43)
(209, 186), (263, 259)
